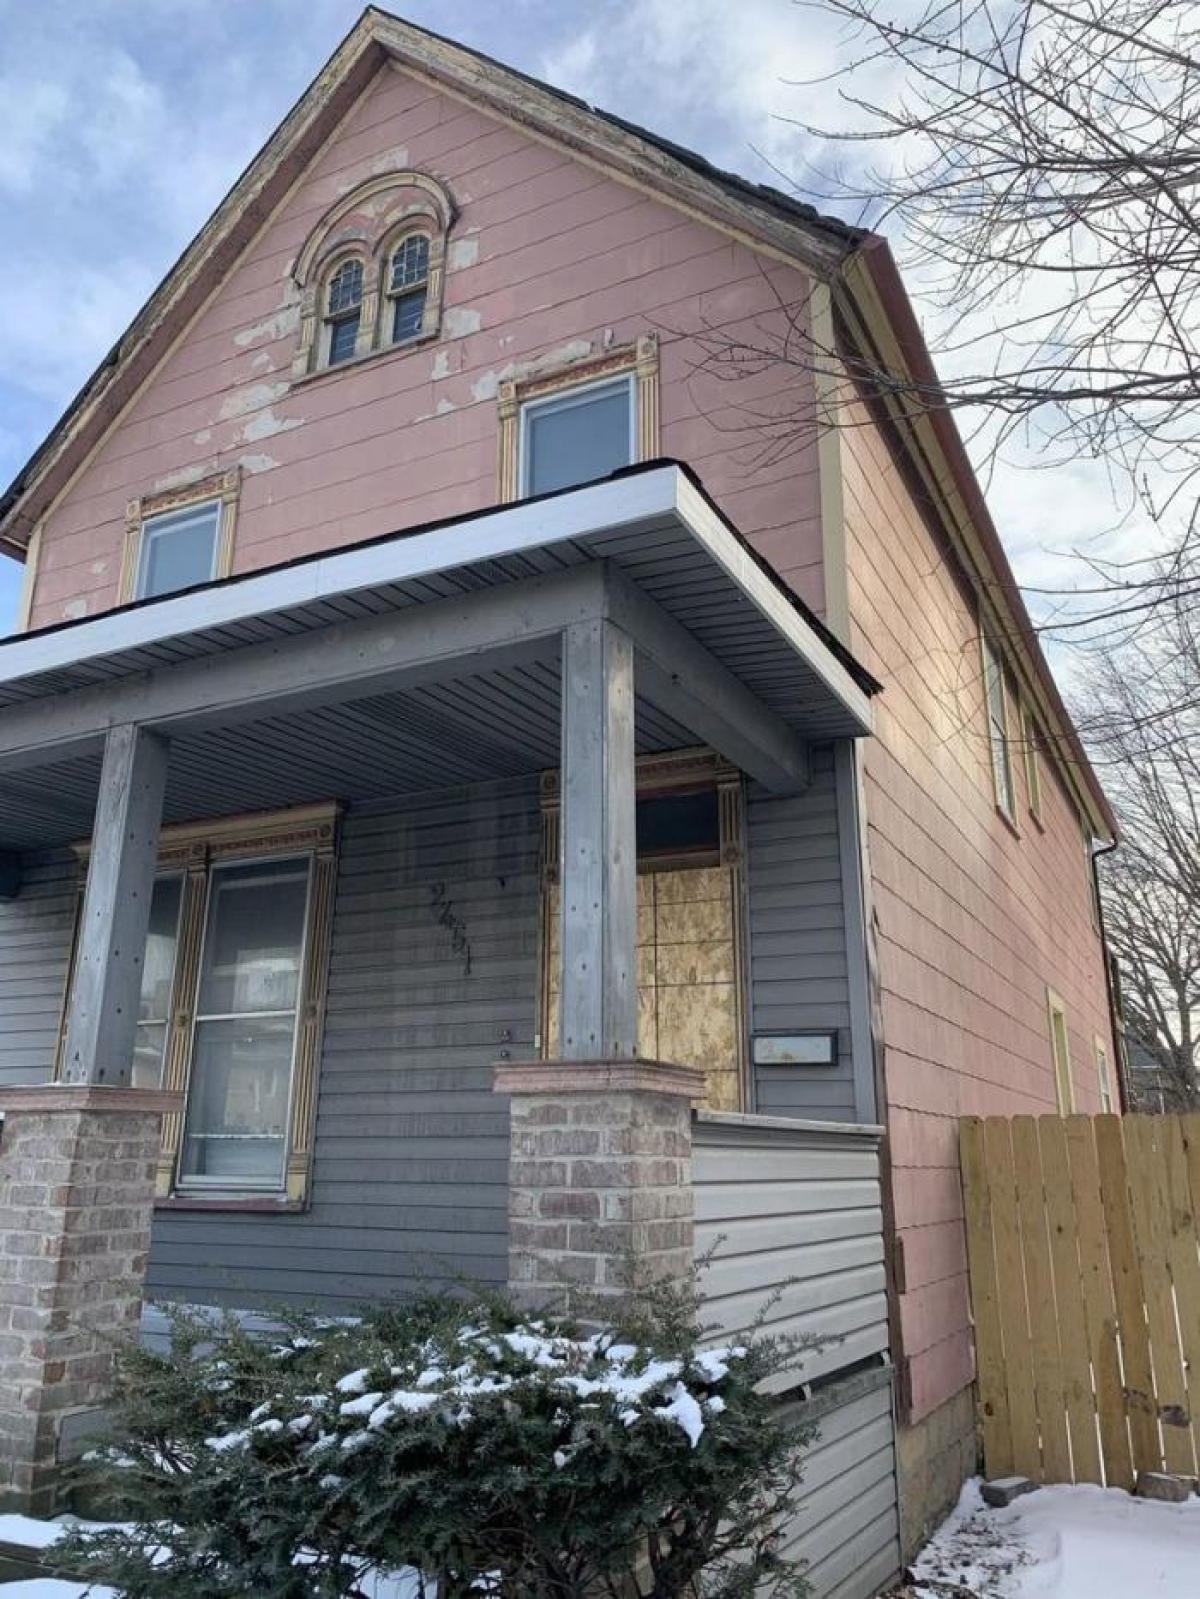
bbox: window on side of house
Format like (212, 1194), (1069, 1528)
(1048, 989), (1074, 1112)
(1095, 1036), (1114, 1112)
(323, 256), (364, 367)
(1083, 821), (1101, 931)
(1021, 700), (1043, 823)
(982, 635), (1016, 819)
(520, 375), (636, 498)
(133, 874), (184, 1089)
(386, 232), (430, 344)
(136, 500), (222, 600)
(178, 856), (312, 1194)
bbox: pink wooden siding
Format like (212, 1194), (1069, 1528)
(841, 393), (1117, 1425)
(27, 62), (823, 627)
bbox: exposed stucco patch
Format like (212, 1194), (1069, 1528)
(233, 306), (301, 349)
(430, 349), (452, 381)
(193, 429), (212, 446)
(62, 598), (88, 621)
(240, 408), (303, 443)
(470, 370), (499, 403)
(152, 462), (215, 494)
(443, 306), (482, 339)
(238, 453), (279, 475)
(448, 236), (479, 271)
(89, 559), (108, 576)
(435, 398), (457, 415)
(218, 381), (290, 422)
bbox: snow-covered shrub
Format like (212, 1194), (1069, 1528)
(59, 1282), (813, 1598)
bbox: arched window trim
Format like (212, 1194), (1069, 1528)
(292, 170), (454, 378)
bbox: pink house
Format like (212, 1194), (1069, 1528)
(0, 9), (1117, 1588)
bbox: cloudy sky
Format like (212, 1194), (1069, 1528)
(0, 0), (1136, 644)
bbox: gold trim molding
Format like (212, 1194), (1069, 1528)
(497, 333), (660, 503)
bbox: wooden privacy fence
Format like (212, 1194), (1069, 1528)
(959, 1113), (1200, 1488)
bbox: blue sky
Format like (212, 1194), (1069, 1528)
(0, 1), (1131, 643)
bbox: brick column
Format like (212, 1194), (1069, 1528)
(493, 1060), (705, 1310)
(0, 1084), (180, 1513)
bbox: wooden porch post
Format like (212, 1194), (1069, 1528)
(62, 722), (169, 1086)
(559, 617), (638, 1060)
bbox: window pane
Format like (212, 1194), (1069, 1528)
(392, 288), (426, 341)
(139, 503), (220, 600)
(141, 875), (182, 1023)
(390, 235), (429, 290)
(132, 1021), (169, 1092)
(327, 259), (363, 313)
(328, 313), (360, 365)
(179, 1015), (294, 1187)
(636, 790), (719, 859)
(524, 381), (632, 496)
(197, 860), (310, 1017)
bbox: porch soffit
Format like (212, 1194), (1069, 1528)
(0, 464), (879, 851)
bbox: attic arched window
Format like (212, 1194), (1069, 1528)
(385, 232), (431, 344)
(292, 170), (455, 379)
(322, 256), (364, 367)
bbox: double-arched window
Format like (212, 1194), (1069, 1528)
(293, 172), (453, 379)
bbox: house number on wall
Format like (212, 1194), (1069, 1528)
(429, 880), (472, 976)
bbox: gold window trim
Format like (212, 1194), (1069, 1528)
(118, 468), (240, 606)
(60, 801), (340, 1206)
(536, 747), (749, 1109)
(497, 333), (661, 503)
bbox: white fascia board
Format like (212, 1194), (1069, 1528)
(0, 468), (682, 690)
(671, 472), (875, 737)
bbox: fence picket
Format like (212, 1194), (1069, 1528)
(1161, 1117), (1200, 1476)
(983, 1116), (1042, 1480)
(1061, 1115), (1132, 1489)
(1042, 1116), (1104, 1485)
(1011, 1117), (1071, 1482)
(959, 1117), (1013, 1476)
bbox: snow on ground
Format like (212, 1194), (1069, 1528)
(911, 1479), (1200, 1598)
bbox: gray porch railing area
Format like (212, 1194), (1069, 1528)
(692, 1110), (898, 1599)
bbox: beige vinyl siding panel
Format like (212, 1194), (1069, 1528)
(692, 1114), (889, 1386)
(0, 849), (77, 1086)
(145, 776), (540, 1308)
(745, 745), (856, 1120)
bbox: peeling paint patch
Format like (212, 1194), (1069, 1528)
(193, 429), (212, 446)
(435, 398), (457, 415)
(240, 408), (303, 444)
(238, 453), (278, 475)
(152, 462), (213, 493)
(62, 598), (88, 621)
(443, 306), (482, 339)
(219, 381), (290, 421)
(470, 370), (499, 403)
(89, 559), (108, 577)
(430, 349), (452, 381)
(233, 306), (300, 348)
(448, 237), (479, 270)
(251, 350), (275, 371)
(497, 339), (596, 387)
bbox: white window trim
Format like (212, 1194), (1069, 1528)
(135, 499), (224, 602)
(981, 633), (1016, 822)
(1094, 1035), (1114, 1113)
(1047, 988), (1074, 1113)
(517, 372), (638, 499)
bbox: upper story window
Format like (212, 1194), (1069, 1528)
(982, 635), (1016, 819)
(291, 170), (454, 380)
(1021, 698), (1044, 823)
(497, 335), (660, 502)
(119, 470), (239, 606)
(387, 232), (431, 344)
(1047, 989), (1074, 1112)
(520, 375), (636, 497)
(323, 257), (365, 367)
(136, 499), (223, 600)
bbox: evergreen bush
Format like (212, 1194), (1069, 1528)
(59, 1281), (812, 1598)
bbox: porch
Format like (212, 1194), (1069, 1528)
(0, 463), (897, 1589)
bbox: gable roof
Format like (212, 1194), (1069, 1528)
(0, 6), (1115, 839)
(0, 6), (863, 555)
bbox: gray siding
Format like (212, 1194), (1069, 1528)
(692, 1112), (889, 1388)
(0, 848), (77, 1086)
(745, 747), (856, 1122)
(146, 775), (540, 1310)
(780, 1371), (901, 1599)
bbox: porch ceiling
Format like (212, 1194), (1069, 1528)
(0, 462), (879, 851)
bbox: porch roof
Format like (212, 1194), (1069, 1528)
(0, 462), (879, 851)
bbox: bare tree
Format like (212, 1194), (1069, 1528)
(1075, 574), (1200, 1108)
(690, 0), (1200, 637)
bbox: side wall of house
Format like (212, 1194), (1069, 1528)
(145, 776), (540, 1309)
(840, 392), (1117, 1547)
(27, 61), (824, 632)
(0, 850), (76, 1087)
